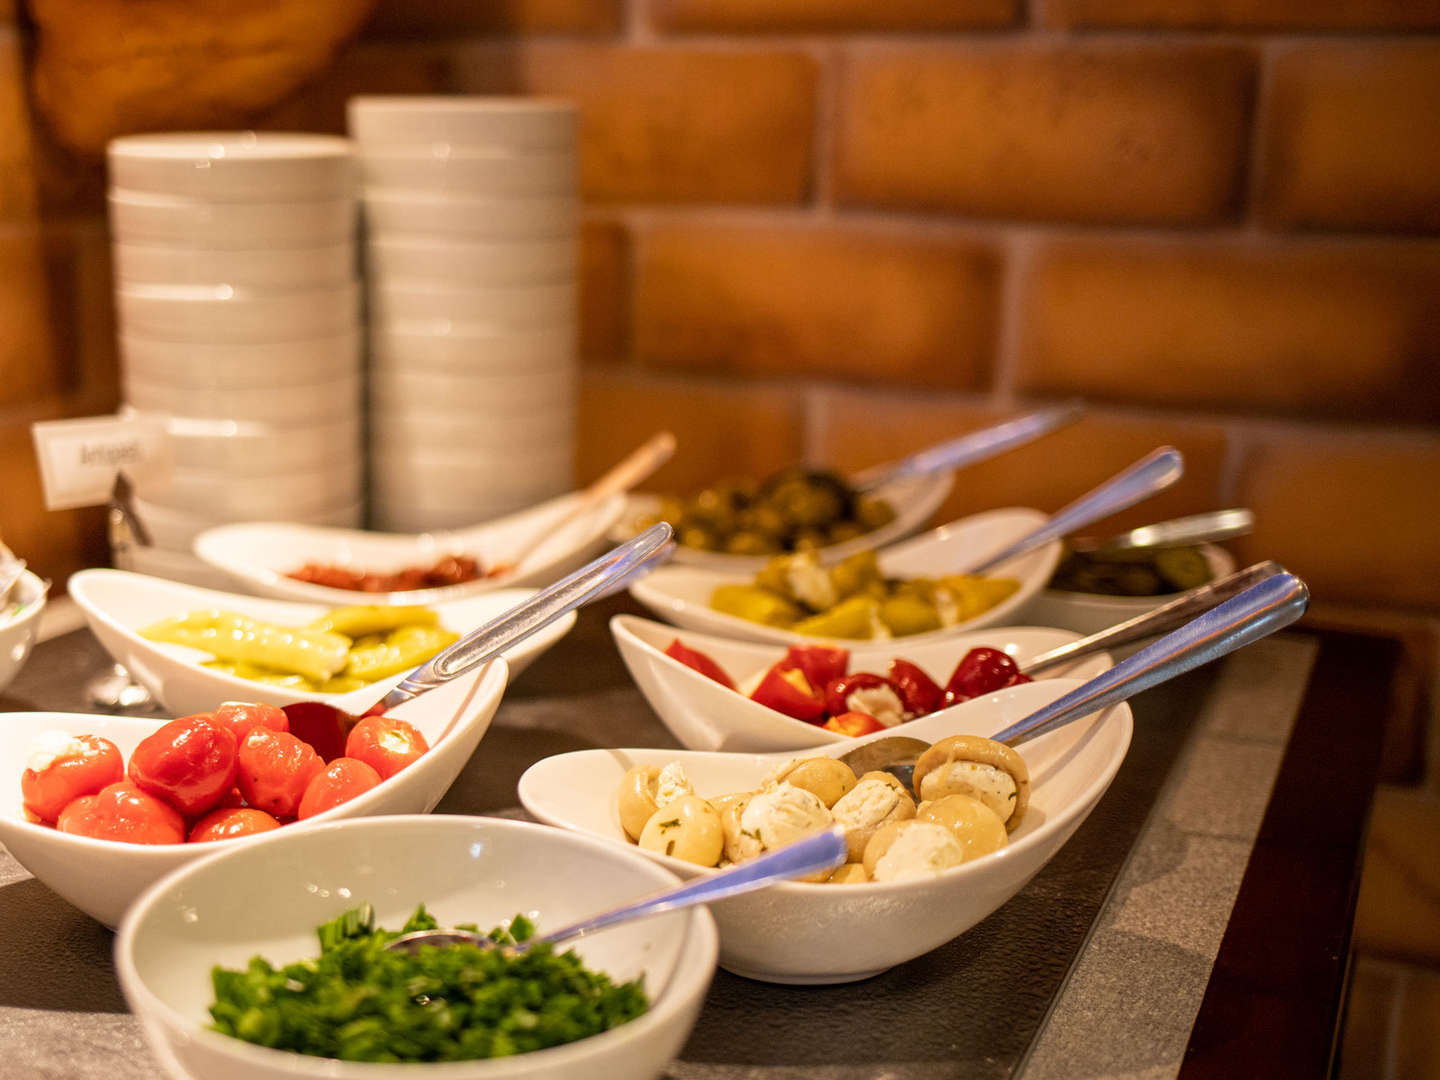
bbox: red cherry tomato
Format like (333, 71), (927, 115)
(188, 806), (283, 843)
(57, 781), (186, 845)
(212, 701), (289, 741)
(236, 729), (325, 819)
(297, 757), (383, 820)
(823, 672), (905, 724)
(664, 639), (736, 690)
(344, 715), (430, 781)
(822, 712), (887, 737)
(778, 644), (849, 691)
(127, 714), (239, 817)
(943, 647), (1025, 707)
(749, 664), (827, 723)
(886, 659), (943, 717)
(20, 733), (124, 824)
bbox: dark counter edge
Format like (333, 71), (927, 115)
(1179, 630), (1400, 1079)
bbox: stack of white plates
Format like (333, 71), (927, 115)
(349, 96), (579, 532)
(106, 132), (363, 585)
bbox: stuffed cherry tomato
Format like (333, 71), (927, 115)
(344, 715), (429, 780)
(943, 647), (1028, 706)
(297, 757), (382, 819)
(20, 732), (124, 824)
(777, 644), (849, 691)
(822, 712), (887, 737)
(236, 729), (324, 818)
(188, 806), (282, 843)
(212, 701), (289, 741)
(127, 714), (239, 817)
(887, 659), (943, 717)
(57, 781), (186, 845)
(749, 664), (827, 722)
(663, 639), (736, 689)
(824, 673), (907, 726)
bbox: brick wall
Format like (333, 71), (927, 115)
(1, 2), (1439, 1061)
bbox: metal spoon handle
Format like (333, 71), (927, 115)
(1021, 560), (1284, 676)
(852, 402), (1085, 493)
(374, 523), (674, 712)
(966, 446), (1184, 576)
(1073, 508), (1255, 555)
(535, 827), (847, 948)
(991, 571), (1309, 746)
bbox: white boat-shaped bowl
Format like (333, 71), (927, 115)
(68, 569), (571, 717)
(628, 507), (1061, 648)
(0, 659), (507, 927)
(519, 678), (1130, 984)
(611, 470), (953, 575)
(193, 490), (625, 606)
(611, 613), (1112, 752)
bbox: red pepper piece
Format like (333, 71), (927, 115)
(750, 664), (827, 723)
(822, 711), (887, 737)
(664, 639), (736, 690)
(823, 672), (905, 723)
(886, 659), (944, 717)
(943, 647), (1024, 707)
(777, 644), (849, 692)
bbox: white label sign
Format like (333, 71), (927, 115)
(30, 414), (173, 511)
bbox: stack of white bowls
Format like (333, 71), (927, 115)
(106, 132), (364, 586)
(349, 96), (579, 532)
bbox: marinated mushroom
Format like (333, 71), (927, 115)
(831, 771), (917, 862)
(911, 734), (1030, 830)
(637, 794), (724, 867)
(767, 757), (857, 808)
(915, 794), (1008, 861)
(862, 819), (968, 883)
(616, 761), (694, 840)
(826, 862), (870, 885)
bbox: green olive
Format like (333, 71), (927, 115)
(678, 525), (720, 551)
(725, 531), (779, 556)
(855, 497), (896, 531)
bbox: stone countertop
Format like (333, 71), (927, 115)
(0, 597), (1330, 1080)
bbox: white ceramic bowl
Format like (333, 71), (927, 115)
(116, 282), (360, 343)
(371, 323), (575, 371)
(117, 815), (715, 1080)
(519, 678), (1132, 983)
(122, 409), (362, 473)
(114, 242), (356, 289)
(122, 331), (360, 388)
(1022, 545), (1238, 640)
(360, 147), (576, 195)
(368, 280), (576, 328)
(193, 490), (626, 605)
(146, 462), (362, 519)
(107, 132), (354, 201)
(610, 613), (1112, 752)
(109, 189), (356, 249)
(349, 96), (577, 149)
(0, 569), (47, 695)
(628, 507), (1062, 648)
(124, 370), (362, 425)
(68, 568), (572, 715)
(367, 234), (574, 286)
(134, 497), (362, 551)
(612, 471), (954, 577)
(363, 190), (576, 240)
(0, 660), (508, 927)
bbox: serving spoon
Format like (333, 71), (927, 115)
(839, 568), (1309, 786)
(1068, 508), (1254, 556)
(283, 522), (675, 758)
(386, 825), (847, 954)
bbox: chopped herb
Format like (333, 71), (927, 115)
(208, 904), (648, 1062)
(656, 818), (681, 831)
(665, 839), (676, 855)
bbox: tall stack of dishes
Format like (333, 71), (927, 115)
(107, 132), (364, 587)
(348, 96), (580, 533)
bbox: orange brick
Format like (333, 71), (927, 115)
(256, 41), (456, 134)
(1233, 433), (1440, 609)
(0, 29), (39, 222)
(634, 223), (999, 388)
(1048, 0), (1440, 30)
(450, 43), (817, 204)
(1260, 44), (1440, 232)
(580, 218), (629, 363)
(651, 0), (1015, 32)
(1016, 238), (1440, 422)
(0, 419), (109, 589)
(834, 43), (1255, 225)
(811, 392), (1229, 534)
(365, 0), (621, 37)
(1355, 787), (1440, 965)
(577, 372), (805, 493)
